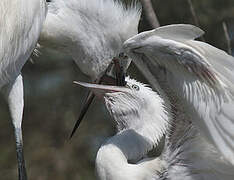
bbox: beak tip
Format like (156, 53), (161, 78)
(73, 81), (89, 88)
(73, 81), (80, 85)
(69, 133), (74, 140)
(69, 126), (78, 140)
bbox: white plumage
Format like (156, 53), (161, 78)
(77, 77), (234, 180)
(161, 94), (234, 180)
(0, 0), (46, 179)
(36, 0), (234, 179)
(75, 77), (170, 180)
(123, 24), (234, 166)
(40, 0), (141, 80)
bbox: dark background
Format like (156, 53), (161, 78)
(1, 0), (234, 179)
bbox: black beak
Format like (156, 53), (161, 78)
(69, 91), (95, 139)
(113, 58), (127, 86)
(69, 59), (126, 139)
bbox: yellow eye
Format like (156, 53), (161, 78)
(132, 84), (139, 91)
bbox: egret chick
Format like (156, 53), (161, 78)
(75, 77), (234, 180)
(75, 77), (170, 180)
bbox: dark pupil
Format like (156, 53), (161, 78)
(132, 85), (139, 90)
(119, 53), (124, 58)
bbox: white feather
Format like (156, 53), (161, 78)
(0, 0), (46, 88)
(95, 77), (170, 180)
(0, 0), (47, 178)
(123, 24), (234, 166)
(40, 0), (141, 79)
(163, 124), (234, 180)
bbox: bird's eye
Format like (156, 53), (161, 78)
(132, 84), (139, 91)
(119, 53), (124, 58)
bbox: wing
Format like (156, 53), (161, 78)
(123, 24), (234, 165)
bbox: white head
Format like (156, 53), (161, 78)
(75, 77), (170, 151)
(75, 77), (170, 180)
(41, 0), (141, 79)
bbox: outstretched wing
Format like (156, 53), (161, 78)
(123, 24), (234, 165)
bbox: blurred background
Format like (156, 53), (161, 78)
(1, 0), (234, 179)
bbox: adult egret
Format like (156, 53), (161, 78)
(38, 0), (141, 130)
(39, 0), (140, 80)
(123, 24), (234, 166)
(75, 77), (234, 180)
(0, 1), (46, 179)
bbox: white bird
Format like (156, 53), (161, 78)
(38, 0), (142, 134)
(75, 77), (234, 180)
(123, 24), (234, 166)
(39, 0), (140, 81)
(75, 77), (170, 180)
(0, 0), (46, 179)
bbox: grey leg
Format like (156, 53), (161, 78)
(2, 75), (27, 180)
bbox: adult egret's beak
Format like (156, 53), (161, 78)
(69, 90), (95, 139)
(70, 59), (126, 139)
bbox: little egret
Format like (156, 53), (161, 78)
(0, 0), (46, 179)
(123, 24), (234, 166)
(39, 0), (141, 129)
(39, 0), (140, 80)
(75, 77), (234, 180)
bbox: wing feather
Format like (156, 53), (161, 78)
(123, 24), (234, 165)
(151, 24), (204, 41)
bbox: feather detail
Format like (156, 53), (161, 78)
(39, 0), (141, 79)
(123, 24), (234, 166)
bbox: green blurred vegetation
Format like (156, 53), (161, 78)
(0, 0), (234, 179)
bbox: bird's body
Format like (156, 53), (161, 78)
(0, 0), (46, 88)
(0, 0), (46, 179)
(39, 0), (141, 80)
(76, 78), (170, 180)
(77, 77), (234, 180)
(96, 131), (165, 180)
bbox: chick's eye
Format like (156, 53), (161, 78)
(119, 52), (124, 58)
(132, 84), (139, 91)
